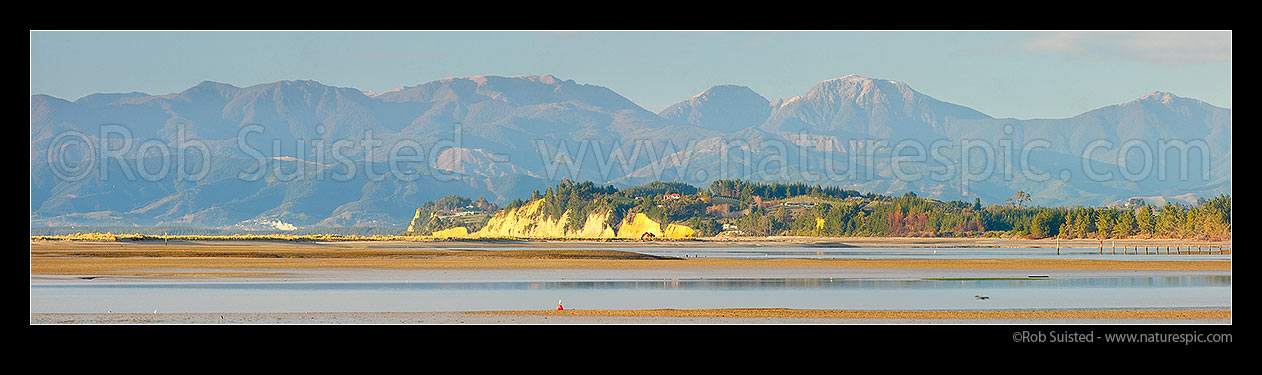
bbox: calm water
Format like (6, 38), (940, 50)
(438, 246), (1231, 261)
(632, 246), (1232, 261)
(30, 276), (1231, 313)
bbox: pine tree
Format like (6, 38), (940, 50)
(1156, 202), (1183, 238)
(1095, 209), (1114, 239)
(1073, 209), (1093, 238)
(1112, 210), (1135, 238)
(1136, 204), (1155, 237)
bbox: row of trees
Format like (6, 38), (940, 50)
(707, 179), (873, 207)
(797, 193), (1230, 240)
(1019, 197), (1231, 240)
(791, 192), (988, 237)
(703, 190), (1229, 240)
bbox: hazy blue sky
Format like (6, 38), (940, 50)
(30, 30), (1231, 119)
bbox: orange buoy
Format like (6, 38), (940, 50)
(556, 299), (564, 311)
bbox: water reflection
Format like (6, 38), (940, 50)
(31, 276), (1231, 314)
(32, 276), (1230, 291)
(631, 247), (1231, 261)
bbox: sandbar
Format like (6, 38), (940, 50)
(30, 240), (1230, 278)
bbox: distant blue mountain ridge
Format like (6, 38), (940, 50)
(30, 74), (1231, 229)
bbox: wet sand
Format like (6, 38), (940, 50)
(30, 308), (1231, 324)
(30, 240), (1231, 277)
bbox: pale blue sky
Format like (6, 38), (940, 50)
(29, 30), (1231, 119)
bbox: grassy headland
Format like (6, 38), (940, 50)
(397, 179), (1231, 242)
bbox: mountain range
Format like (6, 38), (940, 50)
(29, 74), (1231, 229)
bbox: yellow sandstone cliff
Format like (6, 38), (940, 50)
(431, 226), (469, 238)
(429, 199), (693, 239)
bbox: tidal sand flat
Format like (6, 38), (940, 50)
(30, 308), (1231, 324)
(30, 239), (1231, 324)
(29, 239), (1231, 277)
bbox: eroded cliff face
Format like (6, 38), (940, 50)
(471, 200), (583, 238)
(406, 208), (423, 233)
(428, 199), (693, 239)
(664, 223), (696, 237)
(612, 213), (695, 238)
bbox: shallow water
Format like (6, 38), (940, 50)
(29, 276), (1231, 314)
(632, 246), (1232, 261)
(30, 246), (1232, 315)
(436, 245), (1231, 261)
